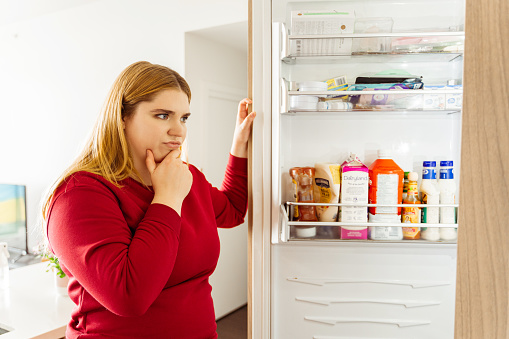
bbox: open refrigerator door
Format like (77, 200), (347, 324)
(251, 0), (465, 338)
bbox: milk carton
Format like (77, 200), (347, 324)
(339, 154), (368, 239)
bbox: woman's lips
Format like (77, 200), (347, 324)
(164, 142), (181, 149)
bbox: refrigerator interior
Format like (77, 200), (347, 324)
(267, 0), (465, 338)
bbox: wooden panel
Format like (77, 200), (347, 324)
(455, 0), (509, 337)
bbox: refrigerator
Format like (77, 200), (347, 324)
(249, 0), (465, 338)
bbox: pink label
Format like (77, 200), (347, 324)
(340, 227), (368, 239)
(342, 165), (369, 173)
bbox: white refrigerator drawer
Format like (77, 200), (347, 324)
(271, 243), (457, 339)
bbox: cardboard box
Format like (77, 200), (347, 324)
(339, 154), (368, 239)
(291, 10), (355, 56)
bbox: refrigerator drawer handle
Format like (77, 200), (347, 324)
(287, 277), (450, 288)
(296, 296), (441, 308)
(305, 316), (430, 327)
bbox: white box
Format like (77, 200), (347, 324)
(291, 10), (355, 56)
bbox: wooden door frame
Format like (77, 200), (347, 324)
(455, 0), (509, 337)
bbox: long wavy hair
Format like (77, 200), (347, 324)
(41, 61), (191, 221)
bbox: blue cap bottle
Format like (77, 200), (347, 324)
(422, 161), (437, 180)
(440, 161), (454, 180)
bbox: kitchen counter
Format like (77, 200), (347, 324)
(0, 262), (74, 338)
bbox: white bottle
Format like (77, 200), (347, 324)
(420, 161), (440, 241)
(0, 242), (9, 290)
(439, 161), (458, 240)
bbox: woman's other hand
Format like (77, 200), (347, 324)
(146, 149), (193, 215)
(230, 98), (256, 158)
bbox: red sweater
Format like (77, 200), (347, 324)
(46, 155), (248, 338)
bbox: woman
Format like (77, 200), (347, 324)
(42, 61), (255, 338)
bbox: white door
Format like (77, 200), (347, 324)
(184, 24), (248, 319)
(202, 84), (248, 319)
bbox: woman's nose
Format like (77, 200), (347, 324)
(168, 121), (185, 137)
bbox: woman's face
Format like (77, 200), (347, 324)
(124, 89), (190, 169)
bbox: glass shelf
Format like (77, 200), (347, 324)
(280, 28), (465, 63)
(280, 204), (458, 244)
(282, 52), (463, 65)
(282, 109), (461, 116)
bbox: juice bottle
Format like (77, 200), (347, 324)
(368, 149), (404, 240)
(402, 171), (409, 202)
(402, 171), (421, 239)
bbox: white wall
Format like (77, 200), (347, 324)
(0, 0), (247, 251)
(185, 23), (248, 319)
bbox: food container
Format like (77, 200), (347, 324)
(353, 17), (394, 54)
(298, 81), (328, 92)
(298, 81), (328, 98)
(289, 95), (319, 110)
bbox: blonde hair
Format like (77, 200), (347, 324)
(41, 61), (191, 220)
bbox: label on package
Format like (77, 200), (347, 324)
(375, 174), (399, 214)
(340, 169), (368, 222)
(291, 10), (355, 56)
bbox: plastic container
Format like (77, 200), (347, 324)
(313, 163), (341, 223)
(314, 163), (341, 239)
(402, 172), (421, 240)
(289, 95), (319, 110)
(0, 242), (9, 290)
(353, 17), (394, 54)
(368, 150), (404, 240)
(420, 161), (441, 241)
(298, 81), (328, 92)
(439, 161), (457, 241)
(290, 167), (317, 238)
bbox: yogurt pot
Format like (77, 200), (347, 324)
(289, 95), (319, 110)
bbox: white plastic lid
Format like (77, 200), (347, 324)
(408, 172), (418, 181)
(378, 149), (392, 159)
(298, 81), (328, 90)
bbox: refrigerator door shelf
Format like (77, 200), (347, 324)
(282, 52), (464, 65)
(283, 90), (462, 114)
(287, 202), (459, 208)
(283, 109), (462, 115)
(284, 27), (465, 60)
(278, 22), (465, 62)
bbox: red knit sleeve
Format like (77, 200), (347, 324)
(209, 154), (248, 228)
(47, 179), (181, 317)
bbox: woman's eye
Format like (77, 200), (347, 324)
(156, 114), (168, 120)
(180, 115), (190, 123)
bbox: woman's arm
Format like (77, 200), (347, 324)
(209, 98), (255, 227)
(47, 177), (181, 317)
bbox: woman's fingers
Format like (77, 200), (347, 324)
(237, 98), (252, 120)
(145, 150), (156, 174)
(240, 111), (256, 129)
